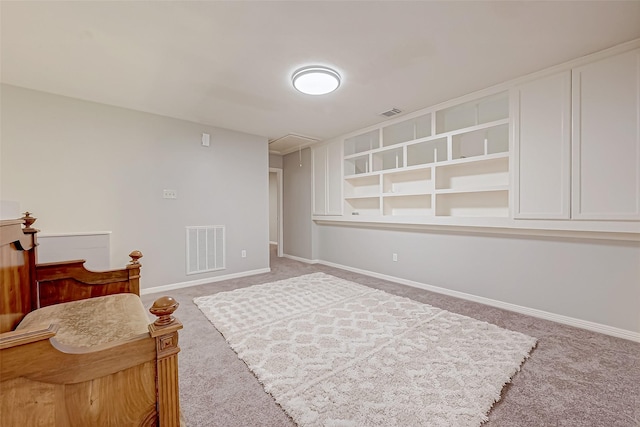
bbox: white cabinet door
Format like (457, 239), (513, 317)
(512, 71), (571, 219)
(312, 140), (343, 216)
(326, 140), (343, 215)
(312, 144), (328, 215)
(572, 48), (640, 220)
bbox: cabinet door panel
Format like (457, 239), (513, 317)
(513, 71), (571, 219)
(572, 48), (640, 220)
(312, 145), (327, 215)
(326, 140), (343, 215)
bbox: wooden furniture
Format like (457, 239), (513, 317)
(0, 216), (183, 426)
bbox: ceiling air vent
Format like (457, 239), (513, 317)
(380, 108), (402, 118)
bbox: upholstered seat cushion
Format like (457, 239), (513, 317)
(16, 293), (150, 347)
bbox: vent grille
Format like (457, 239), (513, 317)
(186, 225), (225, 275)
(380, 108), (402, 117)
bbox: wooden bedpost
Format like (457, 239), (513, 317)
(21, 212), (39, 312)
(127, 250), (143, 296)
(149, 296), (183, 426)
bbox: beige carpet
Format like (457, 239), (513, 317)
(194, 272), (537, 426)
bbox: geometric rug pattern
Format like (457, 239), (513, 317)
(194, 272), (537, 427)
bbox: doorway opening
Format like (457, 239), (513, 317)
(269, 168), (283, 258)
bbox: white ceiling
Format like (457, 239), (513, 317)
(2, 1), (640, 154)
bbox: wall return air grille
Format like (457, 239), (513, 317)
(186, 225), (225, 275)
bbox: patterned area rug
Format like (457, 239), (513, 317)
(194, 272), (537, 427)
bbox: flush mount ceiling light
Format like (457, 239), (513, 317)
(292, 66), (341, 95)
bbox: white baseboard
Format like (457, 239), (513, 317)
(282, 253), (320, 264)
(317, 259), (640, 343)
(140, 267), (271, 295)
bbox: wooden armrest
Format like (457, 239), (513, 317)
(0, 324), (58, 350)
(1, 331), (157, 384)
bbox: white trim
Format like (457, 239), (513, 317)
(282, 253), (320, 264)
(39, 231), (112, 237)
(313, 217), (640, 241)
(269, 241), (278, 245)
(316, 259), (640, 343)
(140, 267), (270, 295)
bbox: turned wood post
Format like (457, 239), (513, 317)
(127, 250), (143, 296)
(21, 212), (39, 311)
(149, 296), (183, 427)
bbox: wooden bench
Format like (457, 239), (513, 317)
(0, 214), (183, 426)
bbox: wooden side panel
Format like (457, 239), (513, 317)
(37, 277), (133, 308)
(0, 362), (157, 427)
(35, 260), (141, 308)
(0, 244), (31, 332)
(0, 377), (57, 426)
(65, 361), (157, 426)
(0, 223), (35, 332)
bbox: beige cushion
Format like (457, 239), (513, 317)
(16, 293), (150, 347)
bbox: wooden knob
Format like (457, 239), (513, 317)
(21, 211), (38, 232)
(129, 250), (143, 265)
(150, 296), (179, 326)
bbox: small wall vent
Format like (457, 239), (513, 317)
(186, 225), (225, 275)
(380, 108), (402, 117)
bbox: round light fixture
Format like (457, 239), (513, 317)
(292, 66), (341, 95)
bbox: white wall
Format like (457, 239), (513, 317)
(316, 224), (640, 335)
(283, 148), (312, 260)
(1, 84), (270, 289)
(269, 153), (283, 169)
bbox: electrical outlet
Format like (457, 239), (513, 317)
(241, 250), (247, 258)
(162, 189), (177, 199)
(392, 253), (398, 262)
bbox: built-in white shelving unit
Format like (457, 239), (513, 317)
(343, 91), (510, 218)
(313, 39), (640, 240)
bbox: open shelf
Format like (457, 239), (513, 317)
(373, 147), (404, 172)
(382, 168), (432, 194)
(435, 190), (509, 217)
(382, 113), (431, 147)
(344, 154), (370, 176)
(344, 197), (380, 216)
(338, 88), (512, 221)
(383, 194), (432, 216)
(435, 156), (509, 191)
(344, 174), (380, 198)
(436, 91), (509, 134)
(452, 122), (509, 160)
(436, 185), (509, 195)
(407, 137), (448, 166)
(344, 129), (380, 156)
